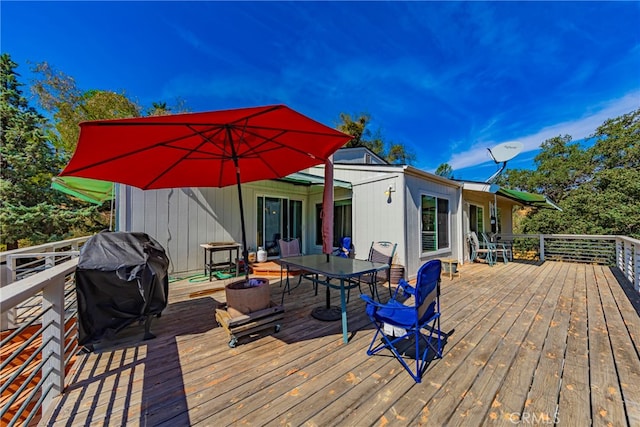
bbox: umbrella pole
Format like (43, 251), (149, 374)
(228, 128), (250, 279)
(235, 170), (249, 279)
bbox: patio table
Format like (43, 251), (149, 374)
(278, 254), (389, 343)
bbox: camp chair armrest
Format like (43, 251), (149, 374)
(360, 294), (383, 308)
(397, 279), (416, 298)
(360, 294), (414, 311)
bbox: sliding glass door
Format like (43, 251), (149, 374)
(257, 196), (302, 257)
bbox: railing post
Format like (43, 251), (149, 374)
(45, 253), (55, 270)
(1, 255), (18, 330)
(41, 274), (66, 411)
(539, 235), (545, 262)
(634, 241), (640, 293)
(621, 241), (635, 283)
(616, 238), (623, 273)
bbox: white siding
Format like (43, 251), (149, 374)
(309, 164), (462, 281)
(118, 181), (315, 275)
(404, 173), (461, 279)
(118, 163), (464, 280)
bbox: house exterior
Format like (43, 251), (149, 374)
(116, 147), (544, 280)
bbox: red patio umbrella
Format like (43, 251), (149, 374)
(60, 104), (352, 277)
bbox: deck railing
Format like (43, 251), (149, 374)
(1, 233), (638, 424)
(498, 234), (639, 292)
(1, 237), (89, 426)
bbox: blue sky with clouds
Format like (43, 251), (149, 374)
(3, 1), (639, 181)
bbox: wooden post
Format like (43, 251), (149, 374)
(539, 235), (545, 262)
(2, 255), (18, 330)
(42, 275), (66, 411)
(634, 241), (640, 293)
(617, 238), (625, 277)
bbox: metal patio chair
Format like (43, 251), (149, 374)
(481, 232), (510, 264)
(278, 238), (315, 303)
(468, 231), (496, 266)
(350, 241), (397, 301)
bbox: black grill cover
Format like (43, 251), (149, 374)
(75, 231), (169, 345)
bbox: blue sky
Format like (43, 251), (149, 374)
(3, 1), (639, 181)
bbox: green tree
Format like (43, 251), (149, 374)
(503, 108), (640, 238)
(31, 62), (142, 160)
(0, 54), (102, 249)
(148, 101), (170, 116)
(502, 135), (592, 203)
(435, 163), (454, 179)
(147, 99), (190, 117)
(590, 108), (639, 170)
(336, 113), (415, 165)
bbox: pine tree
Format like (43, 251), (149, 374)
(0, 54), (102, 249)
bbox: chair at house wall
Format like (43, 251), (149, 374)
(278, 238), (315, 304)
(360, 259), (444, 383)
(467, 231), (495, 266)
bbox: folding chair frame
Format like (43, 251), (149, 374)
(361, 260), (444, 383)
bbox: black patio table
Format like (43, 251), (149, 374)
(278, 254), (389, 343)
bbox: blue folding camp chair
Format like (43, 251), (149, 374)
(360, 259), (443, 383)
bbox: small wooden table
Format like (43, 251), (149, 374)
(200, 242), (241, 281)
(440, 258), (461, 280)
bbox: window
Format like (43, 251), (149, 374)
(421, 195), (450, 252)
(315, 200), (352, 247)
(469, 204), (484, 234)
(257, 196), (302, 256)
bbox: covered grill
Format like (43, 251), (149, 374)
(75, 231), (169, 347)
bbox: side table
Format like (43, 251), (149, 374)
(200, 242), (241, 281)
(440, 258), (461, 280)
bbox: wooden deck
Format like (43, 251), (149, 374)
(41, 261), (640, 426)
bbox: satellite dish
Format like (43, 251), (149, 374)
(485, 141), (524, 183)
(487, 142), (524, 163)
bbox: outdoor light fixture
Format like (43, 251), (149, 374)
(385, 184), (395, 203)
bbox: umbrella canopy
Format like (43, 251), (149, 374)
(60, 104), (353, 276)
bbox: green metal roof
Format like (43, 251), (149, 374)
(497, 188), (562, 211)
(52, 172), (350, 205)
(277, 172), (352, 189)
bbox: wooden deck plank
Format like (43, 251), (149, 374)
(428, 262), (567, 426)
(596, 265), (640, 426)
(586, 262), (628, 426)
(343, 262), (551, 426)
(406, 262), (559, 425)
(557, 263), (592, 427)
(448, 263), (570, 426)
(39, 261), (640, 427)
(151, 288), (375, 425)
(81, 290), (361, 425)
(523, 261), (573, 424)
(481, 262), (568, 425)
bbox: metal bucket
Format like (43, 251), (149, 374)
(225, 278), (270, 318)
